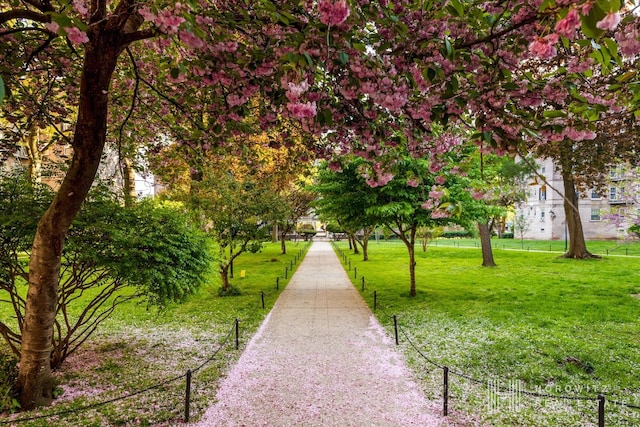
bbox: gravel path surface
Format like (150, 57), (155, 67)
(195, 241), (451, 426)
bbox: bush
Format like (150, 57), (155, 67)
(440, 230), (473, 239)
(501, 232), (515, 239)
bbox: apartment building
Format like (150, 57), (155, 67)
(516, 158), (639, 240)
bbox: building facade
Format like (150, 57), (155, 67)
(516, 158), (638, 240)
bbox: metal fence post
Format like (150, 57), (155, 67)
(184, 369), (192, 422)
(361, 276), (365, 292)
(261, 291), (265, 309)
(374, 291), (377, 310)
(443, 366), (449, 416)
(393, 315), (399, 345)
(598, 394), (605, 427)
(235, 318), (240, 350)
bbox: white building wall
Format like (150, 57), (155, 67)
(517, 158), (628, 241)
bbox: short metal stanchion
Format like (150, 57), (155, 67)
(374, 290), (377, 310)
(276, 277), (279, 290)
(354, 267), (357, 278)
(185, 369), (192, 422)
(443, 366), (449, 416)
(598, 394), (605, 427)
(361, 276), (365, 292)
(393, 315), (399, 345)
(285, 266), (288, 279)
(235, 318), (240, 350)
(261, 291), (265, 309)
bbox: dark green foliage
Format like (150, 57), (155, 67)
(0, 173), (211, 367)
(440, 230), (475, 238)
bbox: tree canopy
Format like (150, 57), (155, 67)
(1, 0), (640, 410)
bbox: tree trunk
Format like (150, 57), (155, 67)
(407, 224), (417, 297)
(561, 172), (596, 259)
(350, 234), (359, 255)
(220, 265), (230, 292)
(16, 29), (123, 409)
(478, 221), (497, 267)
(122, 157), (137, 207)
(26, 125), (43, 184)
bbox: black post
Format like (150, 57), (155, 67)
(361, 276), (365, 292)
(598, 394), (605, 427)
(184, 369), (192, 422)
(261, 291), (265, 309)
(276, 277), (279, 290)
(443, 366), (449, 416)
(354, 267), (357, 279)
(393, 315), (399, 345)
(374, 290), (377, 310)
(290, 260), (293, 269)
(285, 266), (288, 279)
(235, 318), (240, 350)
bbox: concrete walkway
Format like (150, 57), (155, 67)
(195, 242), (449, 426)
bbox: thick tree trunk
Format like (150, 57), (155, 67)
(16, 30), (123, 409)
(478, 221), (497, 267)
(561, 173), (596, 259)
(350, 233), (359, 255)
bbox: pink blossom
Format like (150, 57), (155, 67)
(45, 21), (59, 33)
(421, 200), (434, 210)
(528, 33), (559, 59)
(179, 30), (204, 49)
(287, 101), (317, 118)
(286, 81), (309, 102)
(435, 175), (446, 185)
(429, 190), (443, 199)
(555, 9), (580, 39)
(138, 6), (156, 22)
(65, 27), (89, 44)
(471, 190), (484, 201)
(581, 1), (594, 15)
(407, 178), (419, 187)
(72, 0), (89, 17)
(596, 12), (621, 31)
(318, 0), (350, 26)
(431, 209), (450, 219)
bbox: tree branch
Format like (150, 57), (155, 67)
(0, 9), (50, 25)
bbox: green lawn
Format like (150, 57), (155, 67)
(0, 241), (310, 426)
(334, 240), (640, 426)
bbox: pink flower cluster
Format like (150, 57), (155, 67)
(555, 9), (580, 39)
(138, 7), (185, 34)
(363, 163), (394, 187)
(66, 27), (89, 44)
(596, 12), (621, 31)
(287, 102), (317, 118)
(318, 0), (350, 26)
(529, 33), (559, 59)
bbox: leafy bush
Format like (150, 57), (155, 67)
(501, 232), (515, 239)
(0, 174), (212, 368)
(440, 230), (473, 238)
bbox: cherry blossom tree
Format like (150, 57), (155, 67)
(1, 0), (639, 410)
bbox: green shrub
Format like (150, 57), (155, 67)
(501, 232), (514, 239)
(440, 230), (473, 238)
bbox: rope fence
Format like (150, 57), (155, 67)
(1, 242), (312, 425)
(331, 242), (640, 426)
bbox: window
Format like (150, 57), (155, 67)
(539, 185), (547, 201)
(540, 210), (546, 222)
(591, 189), (600, 199)
(590, 208), (601, 221)
(609, 187), (618, 201)
(541, 166), (546, 174)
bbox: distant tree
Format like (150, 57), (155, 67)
(313, 159), (379, 261)
(277, 187), (316, 254)
(513, 211), (532, 247)
(417, 226), (443, 252)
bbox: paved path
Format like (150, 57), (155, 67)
(195, 242), (449, 426)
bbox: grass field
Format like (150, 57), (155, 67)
(0, 241), (310, 426)
(334, 239), (640, 426)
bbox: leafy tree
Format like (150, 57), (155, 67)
(191, 167), (281, 293)
(0, 173), (210, 369)
(276, 186), (316, 255)
(313, 158), (379, 261)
